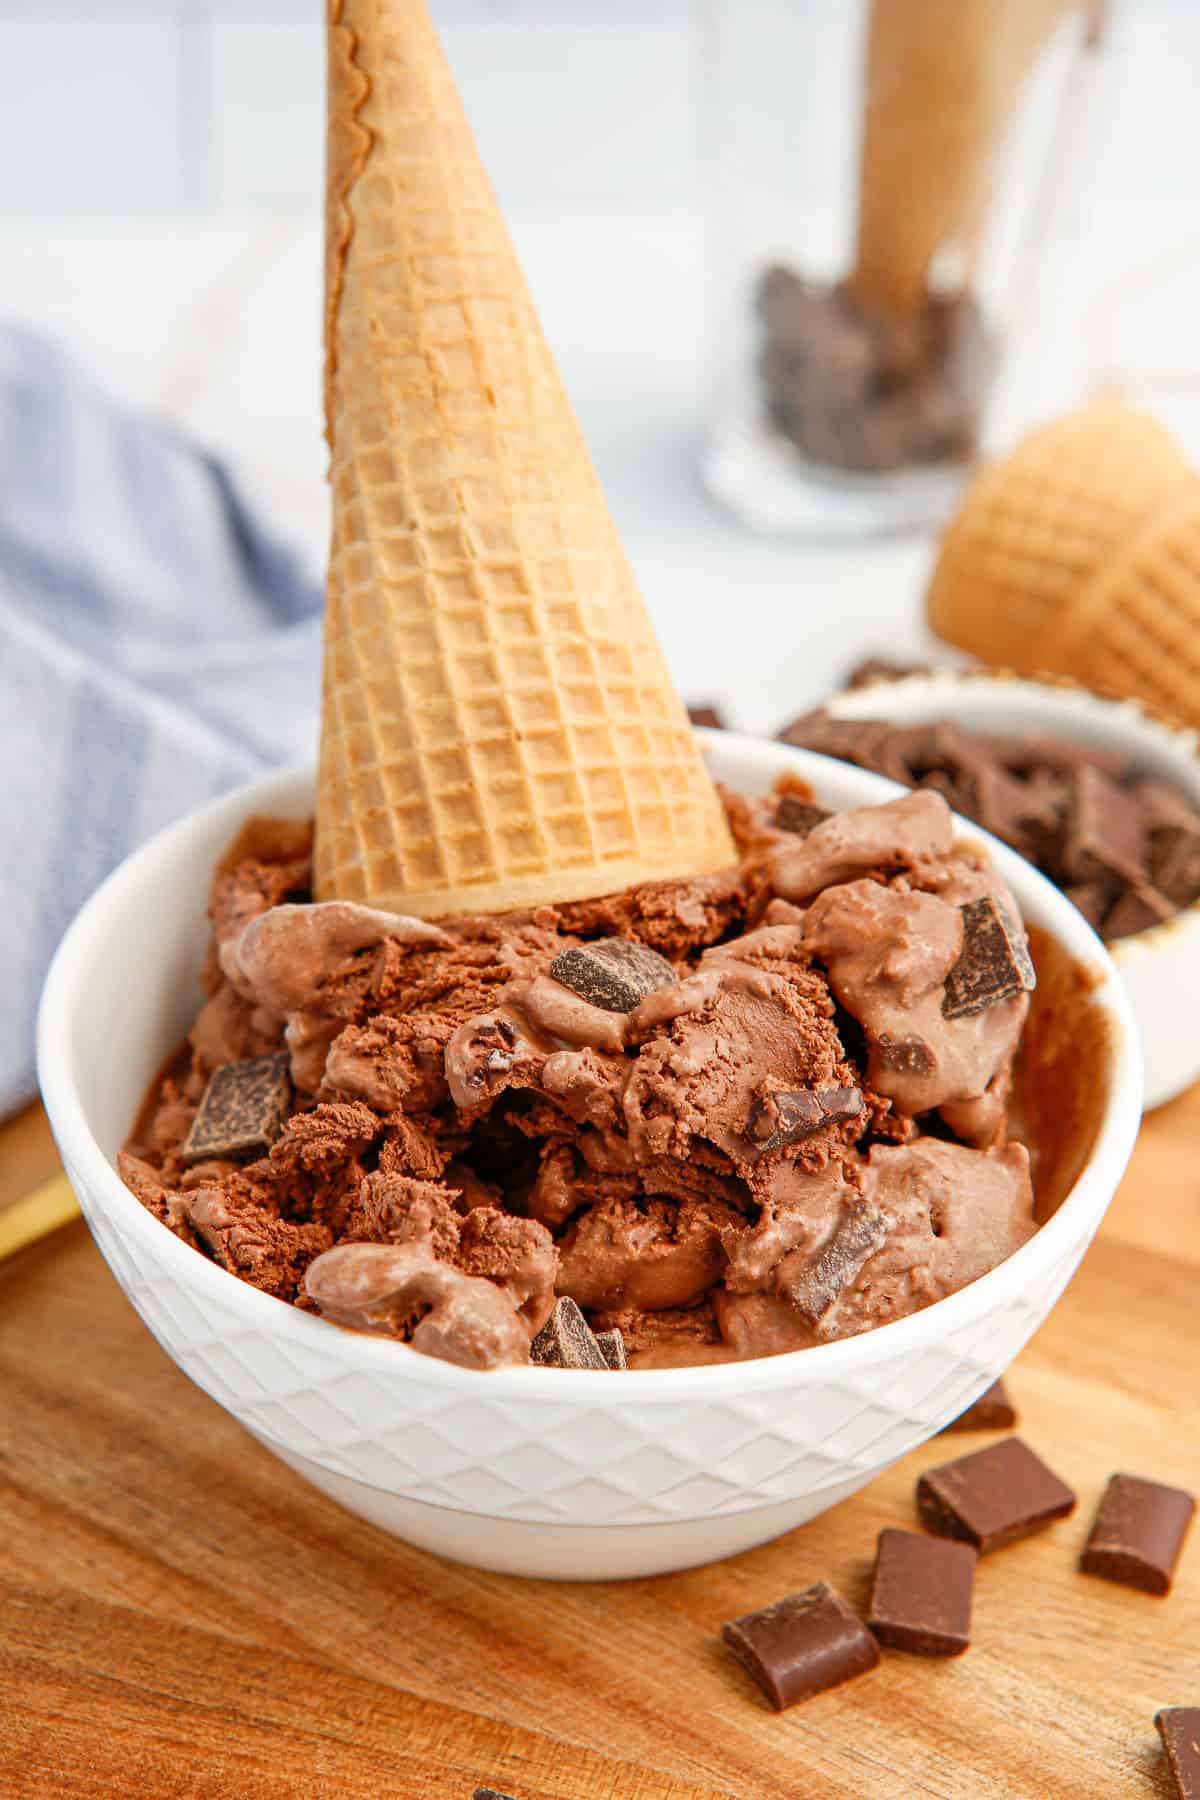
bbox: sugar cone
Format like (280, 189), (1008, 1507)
(926, 398), (1193, 671)
(1045, 482), (1200, 726)
(317, 0), (736, 918)
(850, 0), (1077, 318)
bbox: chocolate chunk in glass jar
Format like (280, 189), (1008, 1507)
(757, 271), (991, 474)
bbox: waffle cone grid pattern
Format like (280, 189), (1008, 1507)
(1068, 492), (1200, 722)
(316, 2), (732, 915)
(928, 403), (1192, 670)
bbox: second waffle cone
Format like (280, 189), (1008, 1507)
(317, 0), (736, 918)
(1047, 483), (1200, 727)
(926, 398), (1193, 672)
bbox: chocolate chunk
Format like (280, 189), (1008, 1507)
(1103, 879), (1176, 940)
(1080, 1473), (1195, 1595)
(773, 708), (1200, 944)
(774, 794), (831, 838)
(549, 938), (676, 1014)
(757, 271), (988, 474)
(942, 896), (1036, 1019)
(1062, 763), (1146, 885)
(917, 1436), (1076, 1553)
(721, 1582), (880, 1711)
(876, 1032), (936, 1077)
(1063, 880), (1117, 934)
(1154, 828), (1200, 910)
(1157, 1710), (1200, 1799)
(941, 1378), (1017, 1434)
(474, 1791), (521, 1800)
(781, 1199), (889, 1332)
(867, 1528), (976, 1656)
(181, 1052), (291, 1164)
(529, 1297), (608, 1370)
(749, 1084), (864, 1151)
(687, 704), (726, 731)
(594, 1327), (627, 1371)
(845, 656), (935, 689)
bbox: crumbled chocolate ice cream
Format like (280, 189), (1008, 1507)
(123, 789), (1038, 1369)
(779, 709), (1200, 943)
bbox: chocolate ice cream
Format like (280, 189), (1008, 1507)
(122, 787), (1038, 1369)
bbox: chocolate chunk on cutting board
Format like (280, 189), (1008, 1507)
(867, 1528), (976, 1656)
(916, 1437), (1076, 1552)
(941, 1378), (1017, 1434)
(722, 1583), (880, 1711)
(1158, 1710), (1200, 1799)
(1080, 1473), (1195, 1595)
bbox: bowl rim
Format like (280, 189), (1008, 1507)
(820, 668), (1200, 959)
(37, 734), (1144, 1404)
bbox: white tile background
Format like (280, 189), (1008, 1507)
(2, 2), (1200, 728)
(0, 2), (696, 216)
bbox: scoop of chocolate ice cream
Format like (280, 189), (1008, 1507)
(124, 786), (1039, 1370)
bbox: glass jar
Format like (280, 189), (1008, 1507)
(700, 0), (1104, 538)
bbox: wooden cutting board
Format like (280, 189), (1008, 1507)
(2, 1090), (1198, 1800)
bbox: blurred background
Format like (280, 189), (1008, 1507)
(3, 0), (1200, 723)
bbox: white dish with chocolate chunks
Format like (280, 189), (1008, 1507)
(38, 737), (1140, 1579)
(810, 672), (1200, 1109)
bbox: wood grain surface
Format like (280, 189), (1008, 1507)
(2, 1089), (1198, 1800)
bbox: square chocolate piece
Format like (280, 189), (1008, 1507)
(1157, 1709), (1200, 1800)
(721, 1582), (880, 1711)
(868, 1528), (976, 1656)
(916, 1436), (1076, 1553)
(942, 896), (1036, 1019)
(1080, 1473), (1195, 1596)
(181, 1053), (291, 1165)
(941, 1377), (1017, 1434)
(549, 938), (676, 1013)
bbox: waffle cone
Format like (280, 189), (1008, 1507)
(1044, 482), (1200, 726)
(317, 0), (735, 918)
(850, 0), (1077, 318)
(926, 398), (1193, 671)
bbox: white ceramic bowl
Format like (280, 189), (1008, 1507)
(37, 736), (1141, 1581)
(820, 674), (1200, 1110)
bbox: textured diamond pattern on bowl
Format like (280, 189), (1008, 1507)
(68, 1149), (1096, 1527)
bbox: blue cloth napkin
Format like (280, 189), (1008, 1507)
(1, 325), (324, 1118)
